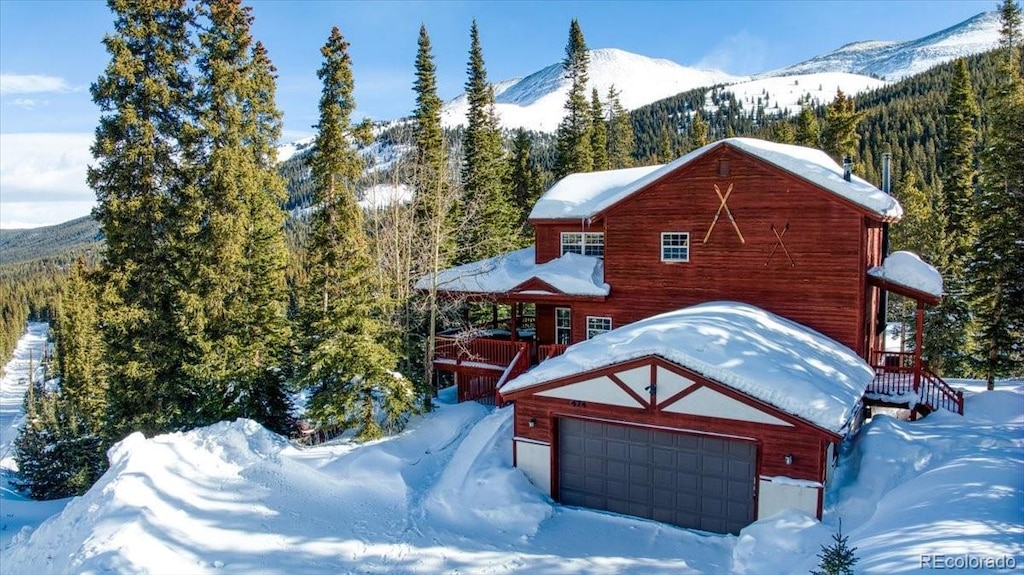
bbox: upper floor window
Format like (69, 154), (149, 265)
(661, 232), (690, 262)
(561, 232), (604, 257)
(586, 316), (612, 339)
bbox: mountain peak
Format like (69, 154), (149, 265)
(762, 10), (1000, 80)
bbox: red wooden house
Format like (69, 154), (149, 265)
(419, 137), (961, 534)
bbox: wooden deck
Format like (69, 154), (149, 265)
(865, 350), (963, 416)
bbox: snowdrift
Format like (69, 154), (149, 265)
(4, 382), (1022, 574)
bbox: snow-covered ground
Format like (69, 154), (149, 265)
(1, 320), (1021, 573)
(0, 323), (71, 551)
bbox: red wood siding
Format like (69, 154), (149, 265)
(863, 221), (885, 356)
(576, 146), (871, 353)
(534, 221), (604, 264)
(511, 356), (834, 484)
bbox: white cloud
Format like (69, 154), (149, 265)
(696, 31), (769, 75)
(0, 73), (71, 95)
(10, 98), (39, 109)
(0, 133), (93, 206)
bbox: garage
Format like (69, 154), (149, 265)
(557, 417), (756, 534)
(503, 303), (875, 533)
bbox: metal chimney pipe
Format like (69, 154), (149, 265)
(876, 152), (893, 338)
(843, 156), (853, 182)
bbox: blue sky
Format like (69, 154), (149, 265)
(0, 0), (995, 227)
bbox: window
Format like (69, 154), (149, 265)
(718, 158), (730, 176)
(561, 232), (604, 257)
(661, 232), (690, 262)
(586, 316), (612, 339)
(555, 307), (571, 345)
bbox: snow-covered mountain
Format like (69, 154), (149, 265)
(704, 72), (887, 118)
(441, 48), (741, 132)
(761, 11), (1001, 81)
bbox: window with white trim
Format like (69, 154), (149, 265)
(661, 232), (690, 262)
(586, 316), (612, 339)
(555, 307), (571, 345)
(561, 232), (604, 257)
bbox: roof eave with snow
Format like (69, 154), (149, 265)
(529, 138), (903, 223)
(501, 301), (876, 434)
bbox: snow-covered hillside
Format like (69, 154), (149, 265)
(762, 11), (1001, 81)
(3, 368), (1021, 573)
(441, 48), (741, 132)
(705, 72), (887, 117)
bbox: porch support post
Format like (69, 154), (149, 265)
(511, 301), (519, 342)
(491, 303), (498, 329)
(914, 301), (924, 393)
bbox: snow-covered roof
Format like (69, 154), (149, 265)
(868, 250), (943, 299)
(529, 137), (903, 221)
(415, 246), (609, 297)
(502, 301), (875, 434)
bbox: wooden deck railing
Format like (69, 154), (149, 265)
(435, 335), (524, 368)
(538, 344), (568, 362)
(867, 350), (963, 415)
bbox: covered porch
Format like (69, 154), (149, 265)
(865, 252), (963, 417)
(420, 246), (609, 405)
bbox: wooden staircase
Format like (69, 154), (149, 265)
(866, 351), (964, 417)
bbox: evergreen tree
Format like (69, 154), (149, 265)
(657, 124), (674, 162)
(971, 0), (1024, 387)
(412, 24), (457, 403)
(53, 259), (107, 432)
(926, 57), (980, 377)
(14, 385), (106, 500)
(811, 523), (859, 575)
(507, 128), (543, 236)
(796, 106), (820, 148)
(190, 0), (293, 432)
(690, 110), (709, 149)
(460, 21), (517, 262)
(88, 0), (197, 439)
(298, 27), (414, 440)
(605, 84), (635, 169)
(554, 19), (593, 177)
(590, 88), (609, 171)
(821, 89), (864, 162)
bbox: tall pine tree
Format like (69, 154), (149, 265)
(590, 88), (609, 171)
(298, 27), (414, 440)
(690, 110), (709, 150)
(412, 24), (458, 403)
(460, 20), (517, 262)
(971, 0), (1024, 387)
(191, 0), (293, 431)
(796, 106), (821, 148)
(53, 259), (107, 432)
(89, 0), (197, 439)
(507, 128), (543, 235)
(605, 85), (635, 169)
(927, 57), (980, 376)
(821, 89), (864, 163)
(554, 19), (593, 178)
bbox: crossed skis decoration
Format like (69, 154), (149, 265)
(703, 183), (745, 244)
(766, 223), (795, 267)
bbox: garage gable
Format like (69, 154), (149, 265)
(517, 356), (827, 434)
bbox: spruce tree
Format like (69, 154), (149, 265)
(53, 259), (107, 432)
(927, 57), (980, 377)
(507, 128), (543, 235)
(690, 110), (709, 150)
(590, 88), (609, 171)
(554, 19), (593, 178)
(606, 85), (635, 169)
(191, 0), (293, 432)
(657, 124), (674, 163)
(821, 89), (864, 162)
(460, 20), (517, 262)
(796, 106), (820, 148)
(89, 0), (197, 439)
(412, 25), (457, 403)
(298, 27), (415, 440)
(971, 0), (1024, 387)
(811, 523), (859, 575)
